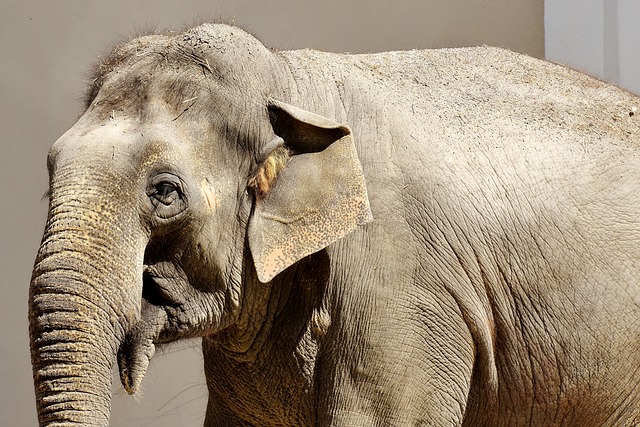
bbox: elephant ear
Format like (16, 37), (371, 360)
(248, 100), (373, 283)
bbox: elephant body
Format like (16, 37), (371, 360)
(29, 24), (640, 426)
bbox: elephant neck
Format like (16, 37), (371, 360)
(203, 251), (331, 424)
(209, 251), (329, 363)
(214, 251), (330, 362)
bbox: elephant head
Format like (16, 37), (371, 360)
(29, 25), (371, 426)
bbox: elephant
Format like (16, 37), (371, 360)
(29, 22), (640, 426)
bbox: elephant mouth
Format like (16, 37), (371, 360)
(142, 264), (185, 307)
(117, 263), (186, 394)
(117, 260), (221, 394)
(117, 300), (166, 394)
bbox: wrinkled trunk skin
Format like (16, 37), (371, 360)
(29, 172), (145, 426)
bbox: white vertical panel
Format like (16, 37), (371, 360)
(545, 0), (604, 77)
(545, 0), (640, 94)
(617, 0), (640, 94)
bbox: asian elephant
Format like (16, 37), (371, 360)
(29, 23), (640, 426)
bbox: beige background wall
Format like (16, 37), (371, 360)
(0, 1), (542, 425)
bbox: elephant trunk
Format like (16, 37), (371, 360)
(29, 180), (146, 426)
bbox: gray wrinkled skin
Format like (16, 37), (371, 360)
(29, 23), (640, 426)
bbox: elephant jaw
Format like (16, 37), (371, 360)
(117, 303), (167, 394)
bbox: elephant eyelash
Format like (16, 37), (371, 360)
(41, 188), (51, 201)
(248, 146), (290, 199)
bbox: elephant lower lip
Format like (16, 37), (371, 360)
(117, 305), (168, 394)
(118, 335), (155, 394)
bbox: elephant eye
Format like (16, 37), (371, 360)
(155, 182), (177, 198)
(147, 173), (186, 216)
(152, 182), (180, 205)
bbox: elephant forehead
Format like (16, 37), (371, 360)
(85, 28), (251, 114)
(89, 64), (204, 123)
(84, 24), (272, 122)
(85, 33), (196, 108)
(49, 116), (191, 171)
